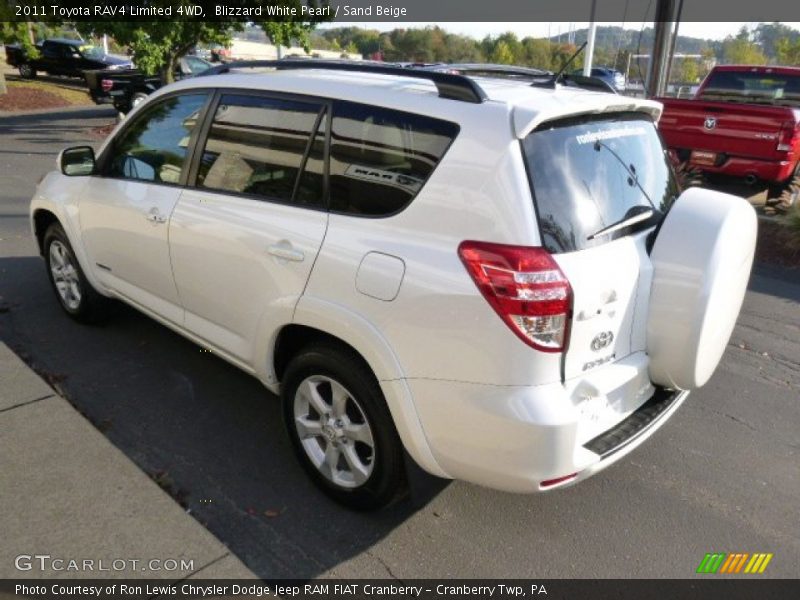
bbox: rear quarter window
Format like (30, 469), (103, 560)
(522, 113), (678, 254)
(329, 102), (459, 217)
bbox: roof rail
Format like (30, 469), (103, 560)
(199, 60), (488, 104)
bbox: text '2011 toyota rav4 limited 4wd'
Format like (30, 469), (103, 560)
(30, 61), (757, 510)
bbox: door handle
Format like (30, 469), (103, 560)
(146, 208), (167, 224)
(268, 243), (304, 262)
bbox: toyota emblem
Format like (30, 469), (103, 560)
(590, 331), (614, 352)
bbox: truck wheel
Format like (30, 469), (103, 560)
(130, 92), (149, 109)
(18, 64), (36, 79)
(768, 162), (800, 200)
(43, 223), (111, 323)
(281, 342), (406, 510)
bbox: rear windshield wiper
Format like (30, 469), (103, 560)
(587, 206), (659, 241)
(593, 140), (656, 209)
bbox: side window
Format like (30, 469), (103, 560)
(196, 94), (325, 207)
(329, 102), (459, 217)
(106, 94), (208, 184)
(42, 43), (59, 59)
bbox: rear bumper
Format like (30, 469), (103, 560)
(407, 352), (689, 492)
(675, 148), (797, 183)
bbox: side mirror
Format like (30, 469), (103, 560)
(60, 146), (96, 176)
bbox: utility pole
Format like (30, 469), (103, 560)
(665, 0), (684, 85)
(646, 0), (677, 98)
(583, 0), (598, 76)
(0, 45), (7, 96)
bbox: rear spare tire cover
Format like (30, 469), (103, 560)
(647, 187), (757, 390)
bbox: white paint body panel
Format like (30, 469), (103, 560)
(78, 177), (184, 325)
(169, 189), (328, 365)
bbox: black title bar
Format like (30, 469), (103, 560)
(2, 0), (800, 23)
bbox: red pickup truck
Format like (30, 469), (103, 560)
(658, 65), (800, 195)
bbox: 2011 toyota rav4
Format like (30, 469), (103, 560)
(29, 62), (757, 509)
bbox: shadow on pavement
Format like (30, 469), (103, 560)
(0, 255), (443, 579)
(750, 263), (800, 303)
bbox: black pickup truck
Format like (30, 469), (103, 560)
(5, 38), (132, 79)
(85, 55), (212, 113)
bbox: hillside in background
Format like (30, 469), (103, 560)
(312, 22), (800, 83)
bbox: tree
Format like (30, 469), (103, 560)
(521, 38), (551, 70)
(721, 27), (768, 65)
(752, 22), (800, 60)
(776, 37), (800, 66)
(77, 1), (329, 83)
(678, 58), (699, 84)
(490, 41), (515, 65)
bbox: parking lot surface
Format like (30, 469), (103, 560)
(1, 108), (798, 578)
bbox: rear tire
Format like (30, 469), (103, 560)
(281, 342), (406, 510)
(130, 92), (149, 110)
(43, 223), (111, 323)
(768, 162), (800, 200)
(18, 64), (36, 79)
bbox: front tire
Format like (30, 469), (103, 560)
(18, 64), (36, 79)
(281, 343), (406, 510)
(43, 223), (110, 323)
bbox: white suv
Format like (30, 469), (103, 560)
(30, 62), (757, 509)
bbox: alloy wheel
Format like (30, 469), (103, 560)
(49, 240), (82, 311)
(293, 375), (376, 489)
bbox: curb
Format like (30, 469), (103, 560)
(0, 341), (258, 580)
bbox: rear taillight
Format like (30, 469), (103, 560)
(458, 241), (572, 352)
(100, 79), (113, 92)
(777, 121), (798, 153)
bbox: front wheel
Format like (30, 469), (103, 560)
(18, 64), (36, 79)
(281, 343), (406, 510)
(43, 223), (110, 323)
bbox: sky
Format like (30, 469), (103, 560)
(321, 22), (800, 41)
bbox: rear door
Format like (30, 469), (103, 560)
(522, 113), (679, 382)
(169, 92), (328, 364)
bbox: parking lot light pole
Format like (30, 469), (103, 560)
(646, 0), (678, 98)
(582, 0), (598, 76)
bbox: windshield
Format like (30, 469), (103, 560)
(79, 45), (104, 59)
(699, 70), (800, 106)
(522, 113), (678, 254)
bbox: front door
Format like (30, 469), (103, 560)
(78, 92), (210, 324)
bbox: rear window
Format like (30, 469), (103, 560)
(522, 113), (678, 254)
(700, 70), (800, 105)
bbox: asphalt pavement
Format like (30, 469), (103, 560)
(1, 107), (798, 579)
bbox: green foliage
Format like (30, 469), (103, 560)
(776, 37), (800, 65)
(722, 28), (768, 65)
(490, 41), (515, 65)
(752, 22), (800, 59)
(77, 1), (327, 82)
(0, 22), (39, 58)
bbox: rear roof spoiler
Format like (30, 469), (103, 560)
(513, 99), (663, 139)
